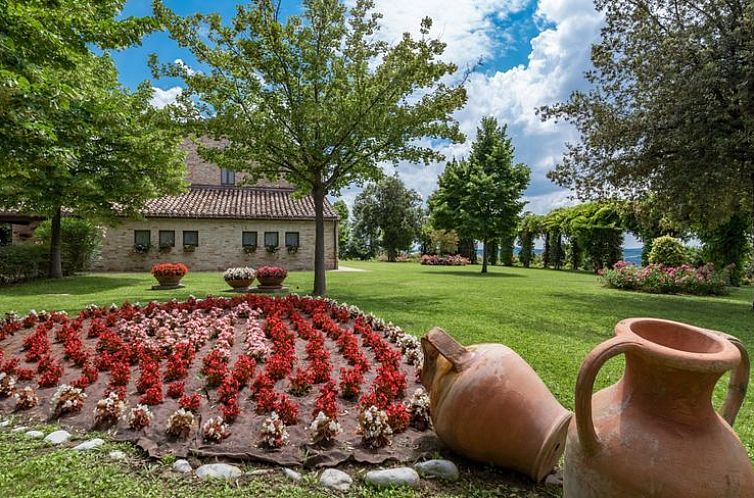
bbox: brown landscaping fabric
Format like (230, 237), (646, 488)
(0, 317), (442, 467)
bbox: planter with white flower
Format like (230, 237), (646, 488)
(223, 267), (255, 291)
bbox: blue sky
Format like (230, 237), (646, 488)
(115, 1), (636, 244)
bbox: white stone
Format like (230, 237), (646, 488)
(195, 463), (243, 480)
(319, 468), (352, 491)
(414, 459), (459, 481)
(44, 430), (72, 445)
(0, 420), (11, 428)
(11, 426), (27, 433)
(365, 467), (421, 488)
(72, 438), (104, 451)
(109, 450), (127, 461)
(172, 459), (192, 474)
(24, 430), (44, 439)
(282, 468), (302, 481)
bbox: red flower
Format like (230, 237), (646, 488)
(313, 381), (339, 419)
(151, 263), (189, 277)
(288, 369), (313, 396)
(37, 355), (63, 388)
(217, 375), (240, 404)
(201, 350), (228, 388)
(232, 354), (256, 386)
(255, 266), (288, 280)
(339, 366), (364, 399)
(15, 367), (34, 381)
(139, 384), (163, 405)
(167, 381), (185, 399)
(274, 394), (299, 425)
(179, 393), (202, 413)
(386, 402), (410, 433)
(220, 396), (240, 423)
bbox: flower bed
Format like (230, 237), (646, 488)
(600, 261), (731, 295)
(0, 295), (434, 466)
(420, 254), (470, 266)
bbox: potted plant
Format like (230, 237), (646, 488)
(286, 244), (299, 254)
(265, 245), (280, 254)
(223, 267), (255, 291)
(183, 244), (196, 253)
(133, 243), (152, 254)
(151, 263), (189, 288)
(159, 243), (172, 254)
(243, 244), (257, 254)
(255, 266), (288, 289)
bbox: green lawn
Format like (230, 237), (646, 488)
(1, 261), (753, 497)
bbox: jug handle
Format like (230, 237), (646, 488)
(575, 336), (643, 456)
(717, 332), (750, 427)
(424, 327), (469, 371)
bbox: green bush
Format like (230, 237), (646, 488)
(0, 244), (49, 284)
(34, 218), (102, 274)
(648, 236), (686, 267)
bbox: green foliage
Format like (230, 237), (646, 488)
(619, 197), (686, 265)
(0, 244), (48, 284)
(0, 224), (10, 246)
(699, 214), (751, 286)
(500, 233), (515, 266)
(430, 117), (530, 273)
(648, 236), (687, 268)
(351, 176), (422, 261)
(602, 262), (730, 296)
(153, 0), (468, 294)
(424, 229), (459, 256)
(332, 200), (351, 259)
(34, 218), (102, 274)
(517, 213), (540, 268)
(0, 1), (186, 278)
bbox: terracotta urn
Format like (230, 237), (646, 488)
(564, 318), (754, 498)
(420, 328), (572, 482)
(256, 275), (285, 288)
(226, 278), (253, 290)
(154, 274), (183, 287)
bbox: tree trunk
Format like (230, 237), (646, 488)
(312, 187), (327, 296)
(387, 248), (397, 262)
(481, 239), (489, 273)
(48, 206), (63, 279)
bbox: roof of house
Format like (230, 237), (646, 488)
(139, 185), (338, 221)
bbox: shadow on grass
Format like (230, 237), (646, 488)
(423, 269), (525, 278)
(0, 275), (144, 297)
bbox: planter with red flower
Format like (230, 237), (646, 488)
(255, 266), (288, 290)
(151, 263), (189, 289)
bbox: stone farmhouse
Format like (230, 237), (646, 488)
(1, 141), (339, 272)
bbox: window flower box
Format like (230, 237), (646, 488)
(133, 243), (152, 254)
(159, 243), (173, 254)
(286, 245), (299, 254)
(243, 245), (257, 254)
(183, 244), (196, 253)
(255, 266), (288, 289)
(151, 263), (189, 289)
(265, 245), (280, 254)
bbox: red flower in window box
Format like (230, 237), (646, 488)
(255, 266), (288, 288)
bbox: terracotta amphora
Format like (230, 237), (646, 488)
(564, 318), (754, 498)
(421, 327), (572, 482)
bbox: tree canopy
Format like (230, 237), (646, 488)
(0, 1), (185, 278)
(154, 0), (468, 294)
(351, 175), (422, 261)
(430, 117), (530, 273)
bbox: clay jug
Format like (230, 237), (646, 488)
(421, 327), (572, 482)
(565, 318), (754, 497)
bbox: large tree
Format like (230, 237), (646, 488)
(351, 175), (422, 261)
(430, 117), (530, 273)
(0, 1), (185, 278)
(540, 0), (754, 301)
(154, 0), (467, 295)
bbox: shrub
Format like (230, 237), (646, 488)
(0, 244), (48, 284)
(419, 254), (470, 266)
(35, 218), (102, 274)
(601, 261), (730, 295)
(648, 236), (687, 267)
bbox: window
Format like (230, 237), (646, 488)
(159, 230), (175, 248)
(221, 168), (236, 185)
(134, 230), (151, 247)
(242, 231), (258, 247)
(183, 230), (199, 247)
(264, 231), (279, 248)
(285, 232), (300, 248)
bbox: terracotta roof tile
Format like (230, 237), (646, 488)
(139, 186), (338, 221)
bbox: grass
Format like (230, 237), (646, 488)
(1, 261), (753, 497)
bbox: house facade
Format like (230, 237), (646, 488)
(93, 141), (339, 272)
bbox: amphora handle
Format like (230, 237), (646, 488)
(716, 332), (750, 427)
(575, 336), (643, 456)
(423, 327), (469, 371)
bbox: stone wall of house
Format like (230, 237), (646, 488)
(184, 140), (291, 188)
(11, 222), (40, 244)
(93, 218), (338, 272)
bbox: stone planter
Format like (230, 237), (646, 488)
(153, 274), (184, 289)
(420, 328), (571, 482)
(564, 318), (754, 497)
(225, 278), (253, 291)
(256, 275), (285, 289)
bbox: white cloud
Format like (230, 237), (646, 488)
(340, 0), (604, 216)
(150, 86), (182, 109)
(173, 58), (197, 76)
